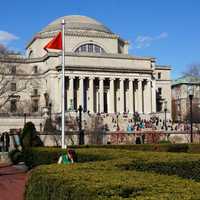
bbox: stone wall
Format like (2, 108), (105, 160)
(7, 130), (200, 151)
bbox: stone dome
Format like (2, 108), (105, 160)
(40, 15), (113, 34)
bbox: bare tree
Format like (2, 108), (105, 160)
(0, 44), (8, 55)
(0, 45), (39, 112)
(183, 64), (200, 79)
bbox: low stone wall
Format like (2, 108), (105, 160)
(105, 131), (200, 144)
(32, 130), (200, 146)
(5, 130), (200, 151)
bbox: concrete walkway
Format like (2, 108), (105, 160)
(0, 163), (27, 200)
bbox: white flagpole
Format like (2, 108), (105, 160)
(61, 19), (66, 149)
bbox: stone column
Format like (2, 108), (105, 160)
(151, 80), (156, 113)
(54, 76), (60, 113)
(129, 79), (134, 113)
(99, 77), (104, 113)
(144, 79), (151, 114)
(54, 75), (61, 113)
(134, 81), (138, 112)
(68, 76), (74, 110)
(120, 78), (125, 113)
(88, 77), (94, 113)
(79, 76), (84, 108)
(109, 78), (115, 113)
(137, 79), (143, 113)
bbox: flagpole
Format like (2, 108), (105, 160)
(61, 19), (65, 149)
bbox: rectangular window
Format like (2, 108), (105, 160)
(94, 45), (100, 53)
(33, 89), (38, 96)
(11, 66), (16, 75)
(158, 88), (162, 95)
(88, 44), (93, 52)
(10, 99), (17, 112)
(81, 45), (87, 52)
(32, 99), (39, 112)
(158, 72), (161, 79)
(33, 66), (38, 74)
(11, 83), (16, 91)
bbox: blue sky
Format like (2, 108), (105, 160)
(0, 0), (200, 79)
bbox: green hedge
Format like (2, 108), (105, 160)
(9, 149), (23, 164)
(72, 143), (190, 152)
(25, 148), (200, 200)
(122, 160), (200, 182)
(24, 144), (200, 169)
(23, 147), (113, 169)
(84, 143), (200, 153)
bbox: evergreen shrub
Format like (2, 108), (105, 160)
(8, 149), (23, 164)
(20, 122), (43, 149)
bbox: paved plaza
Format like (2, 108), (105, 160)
(0, 163), (27, 200)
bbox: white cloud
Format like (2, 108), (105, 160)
(134, 32), (168, 49)
(156, 32), (168, 39)
(0, 31), (19, 44)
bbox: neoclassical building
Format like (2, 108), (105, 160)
(0, 15), (172, 126)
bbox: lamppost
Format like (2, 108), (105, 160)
(24, 113), (26, 126)
(49, 103), (52, 122)
(49, 103), (52, 121)
(164, 100), (167, 131)
(116, 113), (119, 131)
(78, 105), (84, 145)
(188, 86), (194, 143)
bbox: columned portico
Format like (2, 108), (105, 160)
(64, 75), (156, 115)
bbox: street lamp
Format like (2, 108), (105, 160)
(188, 86), (194, 143)
(24, 113), (26, 126)
(116, 113), (119, 131)
(164, 100), (167, 131)
(78, 105), (84, 145)
(49, 103), (52, 121)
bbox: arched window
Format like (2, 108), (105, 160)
(75, 43), (105, 54)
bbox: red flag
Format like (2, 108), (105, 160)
(44, 32), (62, 51)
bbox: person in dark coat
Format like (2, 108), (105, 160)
(0, 133), (5, 151)
(5, 132), (10, 152)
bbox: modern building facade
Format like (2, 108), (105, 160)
(0, 15), (172, 131)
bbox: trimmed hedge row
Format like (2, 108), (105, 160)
(25, 148), (200, 200)
(71, 143), (200, 153)
(23, 147), (114, 169)
(23, 144), (200, 168)
(121, 160), (200, 182)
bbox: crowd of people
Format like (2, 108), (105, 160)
(99, 113), (199, 132)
